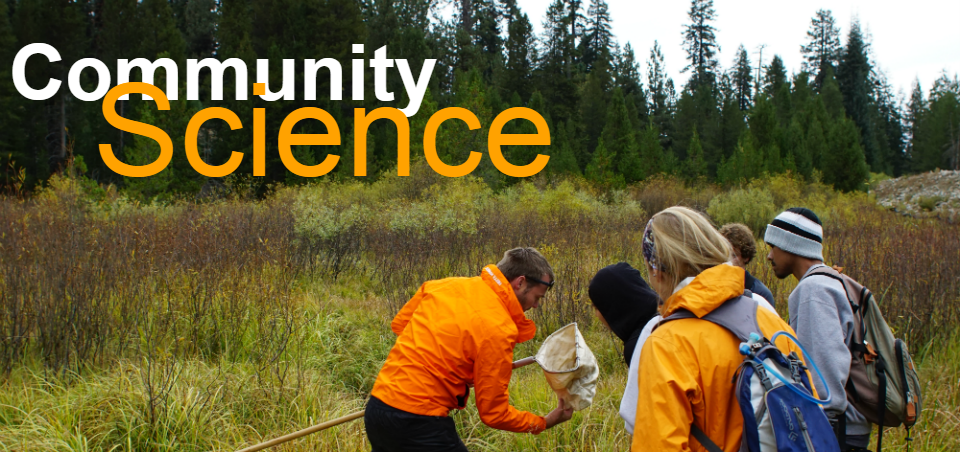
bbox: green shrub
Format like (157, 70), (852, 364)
(918, 195), (946, 212)
(706, 187), (778, 237)
(386, 176), (490, 236)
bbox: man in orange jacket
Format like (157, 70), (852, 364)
(365, 247), (574, 452)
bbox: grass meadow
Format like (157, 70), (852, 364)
(1, 167), (958, 451)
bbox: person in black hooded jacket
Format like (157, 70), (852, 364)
(588, 262), (660, 434)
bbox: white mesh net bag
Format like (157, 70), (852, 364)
(529, 323), (599, 411)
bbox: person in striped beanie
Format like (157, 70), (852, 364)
(765, 207), (873, 451)
(764, 207), (824, 270)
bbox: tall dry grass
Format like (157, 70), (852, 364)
(0, 169), (957, 450)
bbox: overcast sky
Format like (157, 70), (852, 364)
(505, 0), (960, 100)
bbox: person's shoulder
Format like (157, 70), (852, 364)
(428, 276), (499, 303)
(797, 269), (845, 292)
(756, 303), (790, 330)
(750, 278), (775, 301)
(648, 314), (724, 350)
(422, 277), (506, 327)
(751, 292), (777, 313)
(426, 275), (479, 292)
(466, 296), (518, 340)
(794, 269), (847, 305)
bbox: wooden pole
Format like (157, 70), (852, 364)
(236, 410), (366, 452)
(237, 356), (540, 451)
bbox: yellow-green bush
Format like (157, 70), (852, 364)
(706, 187), (778, 237)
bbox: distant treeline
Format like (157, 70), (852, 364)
(0, 0), (958, 197)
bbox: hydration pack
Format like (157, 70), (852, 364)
(663, 293), (840, 452)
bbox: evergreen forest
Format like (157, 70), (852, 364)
(1, 0), (958, 197)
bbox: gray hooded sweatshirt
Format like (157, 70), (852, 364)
(788, 264), (872, 444)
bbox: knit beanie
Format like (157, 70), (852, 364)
(588, 262), (659, 365)
(764, 207), (824, 261)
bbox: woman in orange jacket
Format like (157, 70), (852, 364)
(366, 247), (573, 452)
(631, 207), (804, 452)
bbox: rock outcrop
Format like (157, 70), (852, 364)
(872, 170), (960, 221)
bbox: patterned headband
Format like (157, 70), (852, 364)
(641, 218), (658, 271)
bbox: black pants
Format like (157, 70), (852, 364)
(365, 396), (469, 452)
(830, 415), (872, 451)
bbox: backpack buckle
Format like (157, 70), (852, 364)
(906, 395), (917, 424)
(863, 341), (878, 364)
(787, 352), (804, 382)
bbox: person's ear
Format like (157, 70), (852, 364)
(509, 275), (525, 292)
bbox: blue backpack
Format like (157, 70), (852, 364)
(663, 293), (840, 452)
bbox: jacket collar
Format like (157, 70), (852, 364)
(800, 263), (829, 280)
(661, 264), (745, 318)
(481, 265), (537, 343)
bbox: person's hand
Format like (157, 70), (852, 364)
(544, 396), (574, 429)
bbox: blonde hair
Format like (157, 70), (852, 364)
(647, 206), (732, 301)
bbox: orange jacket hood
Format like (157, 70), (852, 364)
(661, 264), (746, 318)
(480, 265), (537, 343)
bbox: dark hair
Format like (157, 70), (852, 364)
(497, 247), (554, 283)
(719, 223), (757, 264)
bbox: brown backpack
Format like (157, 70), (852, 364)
(806, 266), (922, 451)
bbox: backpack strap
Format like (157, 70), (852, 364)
(804, 265), (873, 349)
(877, 357), (888, 452)
(805, 266), (867, 314)
(662, 292), (762, 342)
(691, 423), (724, 452)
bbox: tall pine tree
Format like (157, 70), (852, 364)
(550, 120), (583, 175)
(586, 137), (622, 187)
(616, 42), (648, 128)
(681, 0), (719, 88)
(647, 41), (676, 151)
(823, 118), (870, 191)
(638, 122), (665, 178)
(872, 70), (906, 175)
(837, 19), (882, 172)
(801, 9), (842, 87)
(139, 0), (187, 62)
(182, 0), (218, 59)
(762, 55), (787, 98)
(503, 6), (535, 102)
(731, 44), (753, 110)
(600, 88), (642, 182)
(905, 79), (925, 168)
(581, 0), (612, 72)
(579, 60), (612, 160)
(913, 73), (960, 171)
(0, 0), (26, 186)
(538, 0), (580, 124)
(14, 0), (87, 175)
(684, 126), (707, 180)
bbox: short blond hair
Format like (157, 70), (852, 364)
(647, 206), (732, 300)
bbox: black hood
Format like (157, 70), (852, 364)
(588, 262), (660, 364)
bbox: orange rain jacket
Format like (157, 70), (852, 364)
(370, 265), (547, 434)
(631, 264), (807, 452)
